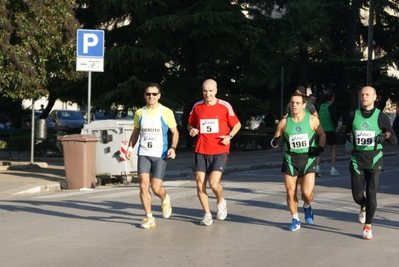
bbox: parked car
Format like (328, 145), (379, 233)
(0, 114), (11, 129)
(49, 110), (86, 134)
(22, 111), (56, 134)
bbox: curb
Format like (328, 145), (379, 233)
(4, 151), (398, 195)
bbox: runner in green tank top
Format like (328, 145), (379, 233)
(345, 86), (397, 240)
(271, 92), (326, 231)
(315, 92), (340, 176)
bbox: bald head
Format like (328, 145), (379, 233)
(202, 79), (217, 89)
(202, 79), (218, 105)
(360, 86), (377, 110)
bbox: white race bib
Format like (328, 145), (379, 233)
(199, 119), (219, 134)
(355, 130), (375, 146)
(289, 134), (309, 150)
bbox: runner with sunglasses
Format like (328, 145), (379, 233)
(127, 83), (179, 229)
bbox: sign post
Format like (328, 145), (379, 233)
(76, 29), (105, 123)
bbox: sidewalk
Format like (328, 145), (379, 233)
(1, 144), (398, 196)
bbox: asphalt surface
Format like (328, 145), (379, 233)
(1, 143), (398, 198)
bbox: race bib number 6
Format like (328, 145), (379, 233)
(199, 119), (219, 134)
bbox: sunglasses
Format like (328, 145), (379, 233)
(145, 92), (159, 96)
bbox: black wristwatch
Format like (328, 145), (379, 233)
(229, 134), (233, 139)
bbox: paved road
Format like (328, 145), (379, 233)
(1, 157), (398, 267)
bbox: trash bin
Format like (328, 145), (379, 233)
(59, 134), (100, 190)
(81, 120), (137, 184)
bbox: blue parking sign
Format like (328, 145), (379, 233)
(77, 29), (104, 57)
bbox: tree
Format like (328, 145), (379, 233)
(0, 0), (83, 124)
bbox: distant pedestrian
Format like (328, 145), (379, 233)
(315, 92), (340, 176)
(126, 83), (179, 229)
(39, 105), (45, 111)
(271, 91), (326, 231)
(392, 104), (399, 146)
(308, 94), (317, 106)
(345, 86), (397, 239)
(187, 79), (241, 226)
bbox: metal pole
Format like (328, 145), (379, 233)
(87, 71), (92, 124)
(30, 99), (35, 166)
(367, 0), (374, 86)
(280, 66), (284, 117)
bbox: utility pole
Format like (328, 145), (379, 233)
(367, 0), (374, 86)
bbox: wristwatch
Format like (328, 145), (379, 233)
(229, 134), (233, 139)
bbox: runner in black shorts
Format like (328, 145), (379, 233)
(271, 92), (326, 231)
(315, 92), (339, 176)
(345, 86), (397, 240)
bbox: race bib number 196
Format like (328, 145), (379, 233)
(289, 134), (309, 149)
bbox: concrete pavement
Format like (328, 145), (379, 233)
(1, 144), (398, 197)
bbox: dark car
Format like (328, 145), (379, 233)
(22, 111), (56, 134)
(0, 114), (11, 129)
(49, 110), (86, 134)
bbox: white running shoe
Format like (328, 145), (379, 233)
(140, 217), (156, 229)
(200, 214), (213, 226)
(362, 226), (372, 240)
(330, 167), (339, 176)
(359, 209), (366, 224)
(161, 194), (172, 218)
(315, 166), (321, 177)
(216, 198), (228, 220)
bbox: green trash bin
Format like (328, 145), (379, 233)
(59, 134), (100, 190)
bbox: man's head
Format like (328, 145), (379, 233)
(144, 83), (161, 105)
(324, 92), (335, 103)
(360, 86), (377, 110)
(202, 79), (218, 104)
(308, 94), (317, 105)
(289, 92), (307, 115)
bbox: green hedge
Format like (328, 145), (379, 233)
(1, 134), (62, 155)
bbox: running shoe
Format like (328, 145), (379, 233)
(303, 205), (314, 224)
(362, 225), (372, 240)
(140, 217), (156, 229)
(315, 166), (321, 177)
(216, 198), (228, 220)
(200, 214), (213, 226)
(359, 209), (366, 224)
(330, 167), (339, 176)
(161, 194), (172, 219)
(288, 219), (301, 231)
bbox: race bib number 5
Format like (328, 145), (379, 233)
(199, 119), (219, 134)
(289, 134), (309, 149)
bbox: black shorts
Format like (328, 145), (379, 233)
(281, 153), (316, 177)
(350, 150), (383, 174)
(192, 153), (228, 174)
(325, 131), (337, 146)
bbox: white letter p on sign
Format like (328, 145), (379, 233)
(83, 33), (99, 53)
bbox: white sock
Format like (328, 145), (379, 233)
(146, 213), (153, 218)
(292, 214), (299, 220)
(303, 203), (311, 208)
